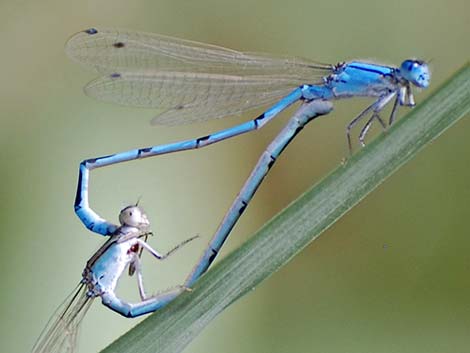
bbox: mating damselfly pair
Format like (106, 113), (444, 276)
(32, 27), (430, 353)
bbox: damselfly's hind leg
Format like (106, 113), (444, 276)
(346, 103), (376, 154)
(346, 92), (396, 154)
(358, 113), (387, 147)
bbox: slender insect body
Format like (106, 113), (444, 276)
(32, 27), (431, 353)
(66, 28), (430, 292)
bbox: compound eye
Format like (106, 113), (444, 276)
(118, 205), (150, 228)
(400, 59), (430, 89)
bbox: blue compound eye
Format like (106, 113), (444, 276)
(400, 59), (430, 88)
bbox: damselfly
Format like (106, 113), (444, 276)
(67, 27), (429, 286)
(32, 27), (430, 353)
(32, 205), (197, 353)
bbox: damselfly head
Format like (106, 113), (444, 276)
(119, 205), (150, 229)
(399, 59), (430, 89)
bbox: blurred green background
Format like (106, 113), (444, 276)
(1, 0), (469, 352)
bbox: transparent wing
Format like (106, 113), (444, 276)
(65, 27), (332, 77)
(31, 283), (93, 353)
(66, 27), (333, 125)
(85, 71), (309, 125)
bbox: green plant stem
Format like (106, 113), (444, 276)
(101, 63), (469, 353)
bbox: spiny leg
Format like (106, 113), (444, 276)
(388, 95), (401, 126)
(135, 236), (199, 260)
(389, 86), (415, 126)
(346, 103), (377, 154)
(346, 92), (396, 153)
(127, 234), (198, 302)
(159, 235), (200, 259)
(358, 113), (387, 147)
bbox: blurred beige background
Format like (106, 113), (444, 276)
(1, 0), (469, 352)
